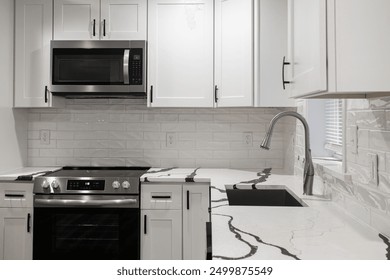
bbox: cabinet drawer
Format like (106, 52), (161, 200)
(141, 184), (182, 210)
(0, 183), (33, 208)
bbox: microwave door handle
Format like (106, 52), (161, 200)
(123, 49), (130, 84)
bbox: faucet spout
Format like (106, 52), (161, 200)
(260, 111), (314, 195)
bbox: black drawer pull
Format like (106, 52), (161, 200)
(92, 19), (96, 37)
(144, 215), (147, 234)
(5, 194), (25, 198)
(44, 86), (48, 103)
(186, 190), (190, 210)
(27, 213), (31, 233)
(151, 195), (171, 199)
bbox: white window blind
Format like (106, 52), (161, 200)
(324, 99), (343, 155)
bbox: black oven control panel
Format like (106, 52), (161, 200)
(67, 180), (105, 191)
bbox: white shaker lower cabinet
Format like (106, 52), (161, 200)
(182, 185), (210, 260)
(0, 183), (33, 260)
(140, 183), (210, 260)
(141, 210), (182, 260)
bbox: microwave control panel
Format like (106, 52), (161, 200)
(129, 48), (143, 85)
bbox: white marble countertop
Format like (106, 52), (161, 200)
(142, 167), (390, 260)
(0, 167), (60, 182)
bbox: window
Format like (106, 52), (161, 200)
(305, 99), (344, 160)
(324, 99), (343, 158)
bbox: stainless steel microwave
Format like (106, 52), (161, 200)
(50, 40), (146, 98)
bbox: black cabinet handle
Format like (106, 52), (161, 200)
(27, 213), (31, 233)
(282, 56), (291, 90)
(44, 86), (48, 103)
(151, 195), (171, 199)
(150, 86), (154, 103)
(93, 19), (96, 37)
(103, 19), (106, 37)
(206, 222), (212, 260)
(144, 215), (147, 234)
(214, 85), (219, 103)
(186, 190), (190, 210)
(5, 194), (25, 198)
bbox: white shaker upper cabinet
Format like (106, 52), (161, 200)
(287, 0), (327, 98)
(214, 0), (253, 107)
(287, 0), (390, 98)
(148, 0), (214, 107)
(54, 0), (146, 40)
(54, 0), (100, 40)
(100, 0), (147, 40)
(332, 0), (390, 93)
(14, 0), (61, 108)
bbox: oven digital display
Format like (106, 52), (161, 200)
(67, 180), (105, 190)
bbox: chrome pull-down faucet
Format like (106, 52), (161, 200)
(260, 111), (314, 195)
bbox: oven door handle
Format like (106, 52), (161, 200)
(34, 197), (139, 208)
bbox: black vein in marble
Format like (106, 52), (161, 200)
(379, 234), (390, 260)
(211, 204), (229, 209)
(145, 167), (177, 174)
(232, 168), (272, 189)
(213, 214), (258, 260)
(212, 198), (228, 203)
(143, 167), (177, 182)
(213, 213), (300, 260)
(210, 186), (227, 193)
(185, 167), (200, 182)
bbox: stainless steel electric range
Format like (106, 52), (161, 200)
(32, 166), (149, 260)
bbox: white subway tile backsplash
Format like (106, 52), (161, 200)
(161, 122), (196, 132)
(127, 123), (161, 131)
(40, 149), (73, 158)
(109, 113), (143, 123)
(74, 131), (109, 140)
(28, 104), (295, 175)
(110, 131), (143, 140)
(109, 149), (143, 158)
(51, 131), (74, 140)
(91, 158), (126, 166)
(74, 149), (109, 158)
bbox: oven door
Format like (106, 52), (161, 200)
(33, 195), (140, 260)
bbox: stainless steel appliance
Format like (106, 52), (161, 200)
(33, 166), (149, 260)
(50, 40), (146, 98)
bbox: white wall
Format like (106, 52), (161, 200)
(0, 0), (27, 172)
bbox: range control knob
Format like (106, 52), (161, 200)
(41, 180), (49, 189)
(112, 181), (120, 189)
(51, 180), (60, 189)
(122, 181), (131, 189)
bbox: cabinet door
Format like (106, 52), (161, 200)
(14, 0), (52, 107)
(140, 210), (182, 260)
(100, 0), (147, 40)
(256, 0), (294, 107)
(148, 0), (214, 107)
(182, 184), (210, 260)
(214, 0), (253, 107)
(333, 0), (390, 92)
(288, 0), (327, 98)
(0, 208), (32, 260)
(54, 0), (100, 40)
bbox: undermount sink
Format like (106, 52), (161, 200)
(226, 185), (307, 207)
